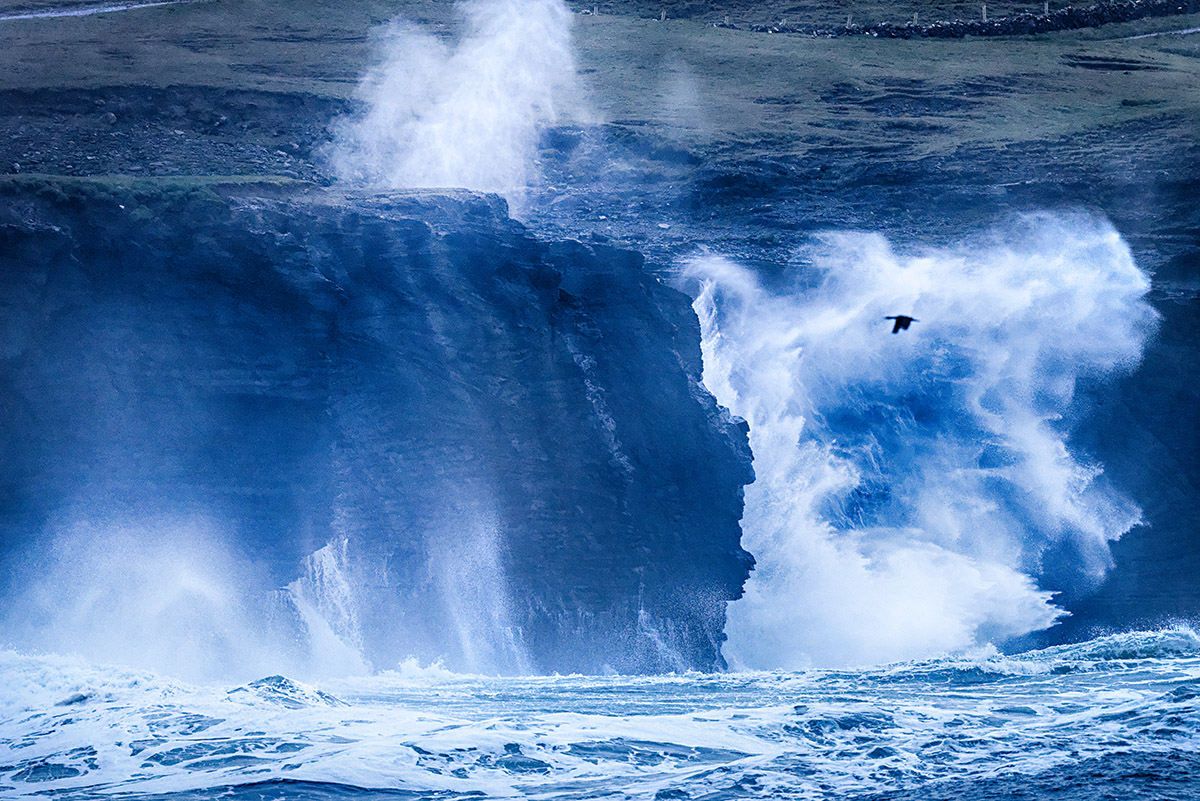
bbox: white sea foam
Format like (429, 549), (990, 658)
(0, 629), (1196, 800)
(332, 0), (587, 207)
(688, 214), (1157, 670)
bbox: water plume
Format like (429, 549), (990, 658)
(431, 508), (533, 675)
(688, 214), (1157, 669)
(333, 0), (586, 206)
(0, 517), (378, 683)
(285, 539), (371, 678)
(0, 518), (292, 683)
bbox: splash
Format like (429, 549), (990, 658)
(0, 517), (381, 683)
(332, 0), (586, 204)
(0, 500), (534, 681)
(284, 539), (370, 677)
(430, 506), (533, 675)
(688, 214), (1157, 670)
(0, 518), (293, 683)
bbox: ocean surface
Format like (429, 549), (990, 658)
(2, 627), (1198, 800)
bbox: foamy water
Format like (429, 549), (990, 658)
(1, 628), (1197, 799)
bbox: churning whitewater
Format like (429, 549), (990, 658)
(690, 215), (1157, 670)
(0, 214), (1180, 801)
(2, 628), (1198, 799)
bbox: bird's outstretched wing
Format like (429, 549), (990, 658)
(884, 315), (917, 334)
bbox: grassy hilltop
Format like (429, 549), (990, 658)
(0, 0), (1196, 186)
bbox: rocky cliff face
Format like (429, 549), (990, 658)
(0, 178), (753, 674)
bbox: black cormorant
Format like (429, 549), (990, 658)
(885, 315), (918, 334)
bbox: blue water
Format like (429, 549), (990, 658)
(1, 3), (1195, 799)
(2, 628), (1197, 800)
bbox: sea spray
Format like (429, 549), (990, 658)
(429, 506), (534, 675)
(285, 539), (370, 677)
(332, 0), (586, 204)
(688, 214), (1157, 669)
(0, 521), (381, 682)
(0, 518), (290, 683)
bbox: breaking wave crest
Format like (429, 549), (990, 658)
(688, 214), (1158, 669)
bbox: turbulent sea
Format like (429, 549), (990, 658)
(2, 0), (1199, 799)
(2, 628), (1198, 800)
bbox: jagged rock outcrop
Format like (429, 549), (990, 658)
(0, 178), (753, 674)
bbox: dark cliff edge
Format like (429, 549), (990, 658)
(0, 176), (754, 674)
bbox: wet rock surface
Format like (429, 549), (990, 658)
(0, 0), (1197, 655)
(0, 180), (754, 673)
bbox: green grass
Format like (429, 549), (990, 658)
(0, 0), (1197, 177)
(574, 12), (1200, 157)
(575, 0), (1149, 26)
(0, 172), (313, 209)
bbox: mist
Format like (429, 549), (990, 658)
(688, 213), (1158, 669)
(332, 0), (587, 206)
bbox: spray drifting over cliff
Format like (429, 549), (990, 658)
(333, 0), (585, 203)
(689, 214), (1157, 669)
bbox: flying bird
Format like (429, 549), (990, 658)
(885, 315), (918, 334)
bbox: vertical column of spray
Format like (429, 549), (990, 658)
(332, 0), (586, 206)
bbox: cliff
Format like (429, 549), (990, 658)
(0, 177), (753, 674)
